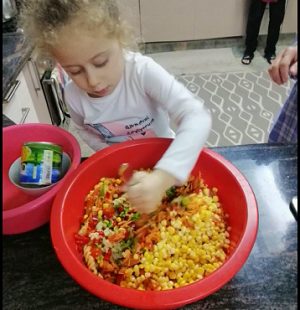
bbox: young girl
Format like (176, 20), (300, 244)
(20, 0), (212, 214)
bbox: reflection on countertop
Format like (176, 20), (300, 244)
(3, 143), (297, 310)
(3, 114), (16, 127)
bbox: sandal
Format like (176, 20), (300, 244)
(264, 53), (276, 64)
(241, 54), (254, 65)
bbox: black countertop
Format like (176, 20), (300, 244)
(3, 32), (34, 98)
(3, 114), (16, 127)
(3, 139), (297, 310)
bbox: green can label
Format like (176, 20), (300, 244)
(20, 142), (62, 187)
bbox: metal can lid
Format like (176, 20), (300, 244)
(23, 141), (62, 147)
(23, 142), (62, 152)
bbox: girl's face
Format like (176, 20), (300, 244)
(53, 27), (125, 98)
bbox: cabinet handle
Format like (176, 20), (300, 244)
(28, 58), (41, 91)
(20, 108), (30, 124)
(3, 80), (21, 103)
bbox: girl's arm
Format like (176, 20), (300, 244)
(65, 99), (109, 152)
(142, 58), (212, 184)
(124, 58), (211, 214)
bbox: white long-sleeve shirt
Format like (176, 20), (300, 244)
(64, 51), (212, 184)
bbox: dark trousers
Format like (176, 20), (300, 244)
(244, 0), (286, 56)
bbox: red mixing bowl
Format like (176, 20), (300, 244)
(51, 138), (258, 310)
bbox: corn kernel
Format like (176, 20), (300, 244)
(125, 268), (133, 275)
(167, 226), (175, 235)
(161, 220), (167, 227)
(169, 272), (177, 279)
(212, 196), (219, 202)
(130, 276), (136, 282)
(203, 188), (210, 196)
(181, 245), (188, 253)
(170, 263), (178, 271)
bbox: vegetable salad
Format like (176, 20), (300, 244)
(75, 172), (231, 290)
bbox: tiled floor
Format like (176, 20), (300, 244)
(68, 43), (293, 157)
(149, 45), (289, 75)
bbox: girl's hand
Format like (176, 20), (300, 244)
(123, 169), (176, 214)
(268, 45), (298, 85)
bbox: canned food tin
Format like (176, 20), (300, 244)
(20, 142), (62, 187)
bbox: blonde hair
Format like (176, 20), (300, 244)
(19, 0), (136, 61)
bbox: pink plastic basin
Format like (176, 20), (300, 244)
(3, 123), (81, 234)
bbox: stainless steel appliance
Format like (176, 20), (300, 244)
(40, 69), (70, 131)
(3, 0), (17, 22)
(290, 196), (297, 221)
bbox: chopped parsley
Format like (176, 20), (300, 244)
(130, 213), (141, 221)
(107, 220), (113, 228)
(119, 207), (129, 217)
(120, 239), (133, 250)
(166, 186), (176, 198)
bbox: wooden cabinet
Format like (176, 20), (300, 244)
(194, 0), (249, 40)
(282, 0), (297, 34)
(140, 0), (195, 42)
(139, 0), (296, 43)
(117, 0), (141, 41)
(140, 0), (249, 42)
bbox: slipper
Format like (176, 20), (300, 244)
(264, 53), (276, 64)
(241, 54), (254, 65)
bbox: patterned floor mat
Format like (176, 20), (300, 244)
(177, 71), (295, 147)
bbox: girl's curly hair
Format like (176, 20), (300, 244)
(19, 0), (136, 60)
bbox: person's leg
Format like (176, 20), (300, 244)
(243, 0), (267, 64)
(265, 0), (287, 59)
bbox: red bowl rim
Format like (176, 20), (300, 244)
(3, 123), (81, 220)
(50, 138), (258, 310)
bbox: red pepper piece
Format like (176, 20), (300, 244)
(116, 274), (124, 285)
(88, 221), (95, 230)
(74, 233), (90, 245)
(103, 248), (111, 261)
(124, 229), (130, 239)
